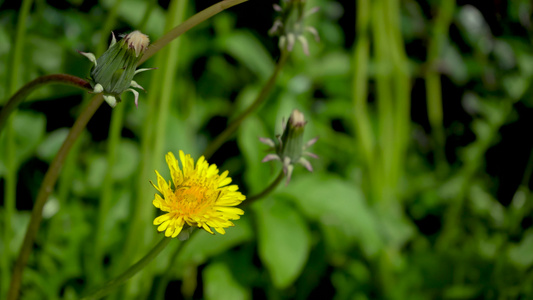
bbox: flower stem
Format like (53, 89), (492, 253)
(0, 74), (92, 134)
(7, 94), (104, 300)
(425, 0), (455, 176)
(243, 170), (285, 206)
(140, 0), (249, 65)
(81, 237), (172, 300)
(203, 50), (289, 159)
(2, 0), (33, 295)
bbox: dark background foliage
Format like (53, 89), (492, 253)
(1, 0), (533, 299)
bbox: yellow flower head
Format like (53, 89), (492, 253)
(151, 151), (246, 238)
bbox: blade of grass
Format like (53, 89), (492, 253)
(113, 0), (188, 298)
(425, 0), (456, 175)
(3, 1), (35, 297)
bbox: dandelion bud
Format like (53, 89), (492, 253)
(260, 109), (318, 184)
(79, 31), (154, 107)
(280, 109), (306, 162)
(268, 0), (320, 56)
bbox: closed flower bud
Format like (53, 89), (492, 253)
(79, 31), (154, 107)
(260, 109), (318, 184)
(269, 0), (320, 56)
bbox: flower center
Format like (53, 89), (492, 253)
(171, 185), (216, 216)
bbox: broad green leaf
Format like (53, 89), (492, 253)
(0, 111), (46, 167)
(220, 31), (275, 81)
(281, 174), (383, 257)
(204, 261), (250, 300)
(112, 140), (140, 181)
(255, 196), (311, 289)
(86, 155), (107, 191)
(508, 230), (533, 268)
(237, 115), (273, 193)
(36, 128), (69, 162)
(175, 216), (253, 269)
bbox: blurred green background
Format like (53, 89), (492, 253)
(1, 0), (533, 299)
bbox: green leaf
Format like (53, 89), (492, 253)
(237, 115), (273, 193)
(508, 229), (533, 268)
(86, 154), (107, 191)
(255, 196), (311, 289)
(112, 140), (140, 181)
(219, 31), (275, 81)
(175, 216), (253, 269)
(37, 128), (69, 162)
(0, 111), (47, 167)
(204, 261), (250, 300)
(281, 174), (383, 257)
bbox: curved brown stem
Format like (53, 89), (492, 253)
(0, 74), (92, 134)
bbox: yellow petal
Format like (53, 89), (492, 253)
(156, 170), (169, 191)
(166, 152), (183, 186)
(214, 227), (226, 234)
(171, 225), (183, 238)
(158, 220), (170, 232)
(153, 194), (164, 208)
(165, 228), (173, 237)
(202, 223), (214, 234)
(154, 213), (171, 225)
(215, 206), (244, 215)
(218, 177), (232, 187)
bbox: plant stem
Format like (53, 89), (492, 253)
(91, 102), (125, 285)
(81, 237), (172, 300)
(120, 0), (188, 297)
(7, 94), (104, 300)
(242, 170), (285, 206)
(425, 0), (455, 175)
(154, 241), (183, 299)
(203, 50), (289, 159)
(0, 74), (92, 133)
(140, 0), (249, 65)
(352, 0), (381, 201)
(2, 1), (33, 296)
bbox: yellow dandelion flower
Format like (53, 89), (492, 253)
(151, 150), (246, 238)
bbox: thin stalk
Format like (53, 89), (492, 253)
(203, 50), (289, 159)
(154, 242), (183, 300)
(352, 0), (381, 201)
(81, 237), (172, 300)
(371, 0), (395, 199)
(7, 94), (104, 300)
(113, 0), (185, 282)
(2, 1), (33, 296)
(125, 0), (188, 297)
(425, 0), (455, 174)
(75, 0), (126, 284)
(91, 102), (125, 285)
(243, 170), (285, 205)
(0, 74), (92, 133)
(2, 121), (15, 300)
(141, 0), (249, 64)
(386, 0), (410, 196)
